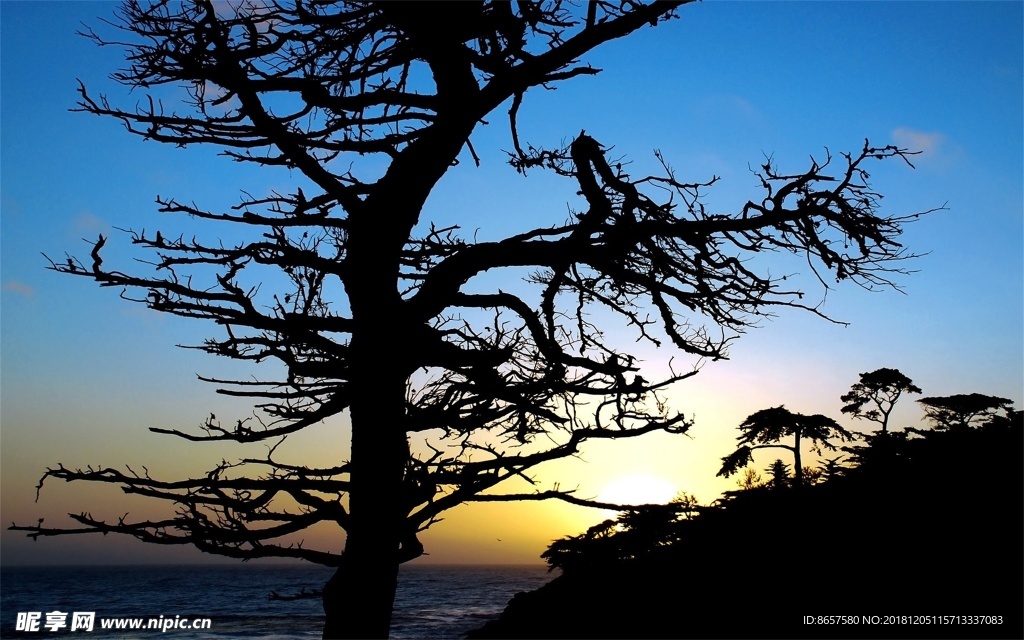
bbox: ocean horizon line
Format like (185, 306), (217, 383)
(1, 561), (549, 569)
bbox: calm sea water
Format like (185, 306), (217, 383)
(0, 564), (554, 639)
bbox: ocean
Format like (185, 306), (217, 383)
(0, 564), (554, 639)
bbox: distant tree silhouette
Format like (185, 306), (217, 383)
(765, 459), (792, 490)
(671, 491), (701, 517)
(10, 1), (933, 637)
(718, 407), (855, 488)
(817, 456), (845, 481)
(987, 408), (1024, 431)
(800, 464), (824, 486)
(918, 393), (1015, 430)
(541, 518), (620, 573)
(736, 468), (764, 491)
(492, 405), (1022, 640)
(840, 367), (922, 434)
(541, 498), (694, 573)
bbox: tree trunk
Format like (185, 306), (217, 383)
(322, 241), (412, 639)
(319, 79), (475, 635)
(792, 434), (803, 489)
(322, 544), (400, 639)
(322, 367), (409, 639)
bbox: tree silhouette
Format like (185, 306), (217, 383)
(840, 367), (922, 433)
(9, 1), (932, 637)
(541, 496), (697, 573)
(718, 406), (855, 488)
(918, 393), (1015, 430)
(735, 467), (764, 491)
(489, 404), (1023, 640)
(765, 459), (792, 490)
(818, 456), (845, 481)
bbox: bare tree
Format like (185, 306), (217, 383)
(840, 367), (922, 433)
(10, 1), (933, 637)
(736, 467), (764, 491)
(718, 407), (856, 488)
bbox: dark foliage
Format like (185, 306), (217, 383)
(918, 393), (1015, 430)
(764, 457), (792, 489)
(841, 367), (922, 433)
(474, 405), (1023, 639)
(717, 406), (855, 487)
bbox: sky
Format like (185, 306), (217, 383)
(1, 1), (1022, 568)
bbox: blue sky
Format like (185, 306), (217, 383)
(2, 1), (1022, 566)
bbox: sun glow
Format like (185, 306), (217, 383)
(597, 475), (678, 507)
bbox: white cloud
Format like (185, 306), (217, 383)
(892, 127), (945, 157)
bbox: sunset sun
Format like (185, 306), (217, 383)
(597, 475), (678, 507)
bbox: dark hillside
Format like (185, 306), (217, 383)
(470, 415), (1023, 639)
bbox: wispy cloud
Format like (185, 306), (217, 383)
(1, 192), (22, 218)
(74, 212), (109, 234)
(892, 127), (945, 157)
(3, 280), (36, 297)
(694, 94), (763, 125)
(213, 0), (274, 21)
(202, 80), (242, 113)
